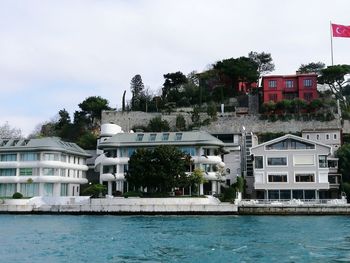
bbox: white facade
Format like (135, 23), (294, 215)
(0, 138), (89, 197)
(250, 134), (332, 200)
(95, 125), (226, 196)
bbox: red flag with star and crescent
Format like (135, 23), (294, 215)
(332, 23), (350, 38)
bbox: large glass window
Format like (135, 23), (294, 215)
(61, 183), (68, 196)
(136, 134), (144, 142)
(20, 168), (33, 176)
(267, 157), (287, 166)
(175, 133), (183, 141)
(266, 139), (314, 150)
(0, 154), (17, 162)
(43, 153), (59, 161)
(20, 183), (39, 197)
(295, 173), (315, 182)
(268, 174), (287, 182)
(43, 183), (54, 196)
(180, 147), (195, 156)
(319, 155), (328, 168)
(43, 168), (58, 176)
(0, 168), (16, 176)
(268, 190), (279, 200)
(280, 190), (291, 199)
(255, 156), (263, 169)
(149, 134), (157, 142)
(162, 133), (169, 141)
(20, 152), (39, 161)
(0, 183), (16, 197)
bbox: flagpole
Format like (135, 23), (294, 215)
(330, 21), (334, 65)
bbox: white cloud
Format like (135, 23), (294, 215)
(0, 0), (350, 135)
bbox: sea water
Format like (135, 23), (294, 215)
(0, 215), (349, 262)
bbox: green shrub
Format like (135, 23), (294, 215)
(12, 192), (23, 199)
(220, 186), (236, 202)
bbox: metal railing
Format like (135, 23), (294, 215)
(239, 198), (348, 206)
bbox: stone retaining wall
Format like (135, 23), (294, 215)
(102, 111), (346, 134)
(239, 205), (350, 215)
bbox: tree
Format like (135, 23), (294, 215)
(126, 145), (189, 193)
(175, 114), (186, 131)
(248, 51), (275, 78)
(122, 90), (126, 112)
(162, 71), (187, 102)
(130, 74), (145, 111)
(0, 122), (22, 138)
(298, 61), (325, 74)
(56, 109), (71, 130)
(78, 96), (112, 128)
(336, 143), (350, 182)
(318, 64), (350, 109)
(147, 116), (170, 132)
(213, 56), (259, 96)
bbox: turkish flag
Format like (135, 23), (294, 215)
(332, 23), (350, 38)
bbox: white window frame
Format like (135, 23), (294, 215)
(294, 172), (316, 183)
(293, 155), (315, 167)
(267, 172), (289, 183)
(266, 156), (288, 167)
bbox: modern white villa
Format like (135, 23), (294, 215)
(0, 137), (90, 197)
(95, 124), (226, 196)
(250, 134), (333, 200)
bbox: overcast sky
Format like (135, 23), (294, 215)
(1, 0), (349, 136)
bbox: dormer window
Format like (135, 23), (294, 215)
(149, 134), (156, 142)
(175, 133), (182, 141)
(162, 133), (169, 141)
(136, 134), (144, 142)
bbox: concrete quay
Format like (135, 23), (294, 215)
(0, 196), (238, 215)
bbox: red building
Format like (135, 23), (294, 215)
(262, 73), (318, 103)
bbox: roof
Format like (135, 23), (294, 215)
(262, 73), (317, 79)
(98, 131), (224, 149)
(250, 134), (332, 151)
(0, 137), (91, 157)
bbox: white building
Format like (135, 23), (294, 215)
(0, 137), (90, 197)
(250, 134), (332, 200)
(95, 124), (226, 196)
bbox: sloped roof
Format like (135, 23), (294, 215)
(251, 134), (332, 151)
(98, 131), (224, 149)
(0, 137), (90, 157)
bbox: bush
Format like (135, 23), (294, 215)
(12, 192), (23, 199)
(220, 186), (236, 202)
(81, 184), (107, 198)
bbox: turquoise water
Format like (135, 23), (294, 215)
(0, 215), (349, 262)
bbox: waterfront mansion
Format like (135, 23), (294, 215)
(95, 124), (226, 196)
(0, 137), (90, 197)
(250, 134), (335, 200)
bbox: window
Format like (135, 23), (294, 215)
(303, 79), (312, 87)
(267, 157), (287, 166)
(269, 94), (277, 102)
(43, 183), (54, 196)
(266, 139), (314, 150)
(319, 155), (328, 168)
(20, 168), (33, 176)
(61, 154), (67, 162)
(285, 80), (294, 88)
(149, 134), (156, 141)
(326, 134), (330, 140)
(61, 183), (68, 196)
(20, 183), (39, 197)
(304, 92), (313, 102)
(136, 134), (144, 142)
(295, 173), (315, 182)
(255, 156), (263, 169)
(268, 80), (277, 88)
(175, 133), (183, 141)
(60, 169), (67, 177)
(306, 135), (310, 140)
(20, 152), (39, 161)
(43, 168), (57, 176)
(123, 164), (129, 173)
(43, 153), (59, 161)
(333, 134), (337, 140)
(180, 147), (195, 156)
(268, 174), (287, 182)
(0, 184), (16, 197)
(162, 133), (169, 141)
(0, 168), (16, 176)
(316, 134), (320, 140)
(294, 155), (314, 165)
(0, 154), (17, 162)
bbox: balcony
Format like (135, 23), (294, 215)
(329, 174), (341, 188)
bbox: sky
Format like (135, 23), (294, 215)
(1, 0), (349, 136)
